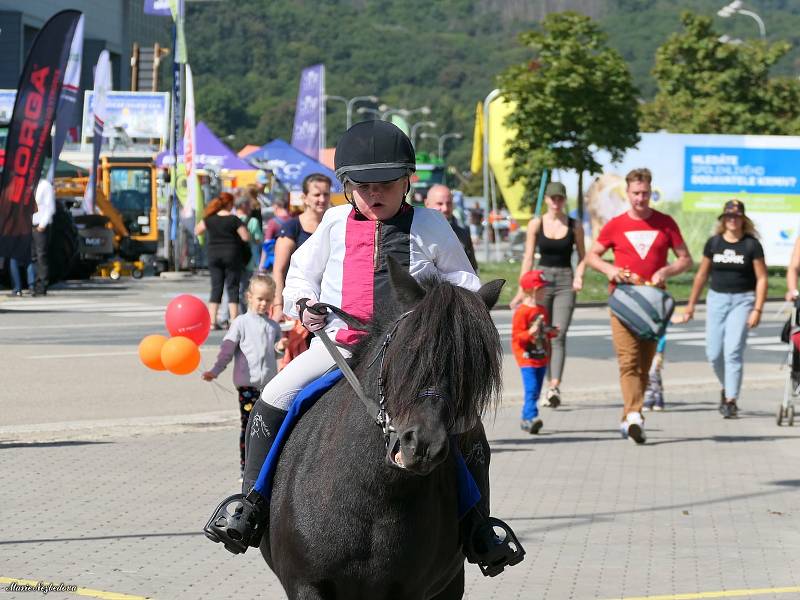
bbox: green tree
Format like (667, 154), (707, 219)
(641, 11), (800, 135)
(498, 12), (640, 217)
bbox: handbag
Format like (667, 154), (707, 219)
(609, 284), (675, 341)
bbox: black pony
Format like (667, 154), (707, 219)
(262, 260), (505, 599)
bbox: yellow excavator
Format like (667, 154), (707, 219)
(55, 155), (162, 278)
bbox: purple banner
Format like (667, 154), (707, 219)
(290, 64), (325, 160)
(144, 0), (173, 16)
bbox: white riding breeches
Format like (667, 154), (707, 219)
(260, 329), (353, 411)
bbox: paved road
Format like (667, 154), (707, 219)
(2, 276), (800, 600)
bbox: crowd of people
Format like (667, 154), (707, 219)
(511, 167), (780, 445)
(198, 153), (795, 471)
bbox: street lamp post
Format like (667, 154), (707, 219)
(435, 132), (463, 160)
(410, 121), (436, 147)
(718, 1), (766, 40)
(380, 104), (431, 121)
(356, 106), (382, 120)
(482, 89), (501, 263)
(325, 94), (380, 129)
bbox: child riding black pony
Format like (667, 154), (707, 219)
(204, 120), (522, 582)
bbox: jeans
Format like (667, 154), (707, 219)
(539, 266), (576, 383)
(9, 258), (35, 292)
(520, 366), (547, 421)
(705, 289), (754, 400)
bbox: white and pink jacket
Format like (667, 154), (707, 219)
(282, 203), (480, 345)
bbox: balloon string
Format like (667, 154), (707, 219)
(199, 355), (235, 401)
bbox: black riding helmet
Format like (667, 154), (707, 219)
(334, 120), (416, 184)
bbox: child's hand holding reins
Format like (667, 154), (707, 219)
(298, 298), (328, 332)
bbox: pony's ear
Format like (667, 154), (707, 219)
(387, 255), (425, 308)
(478, 279), (505, 310)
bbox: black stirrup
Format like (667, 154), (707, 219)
(204, 491), (267, 555)
(463, 516), (525, 577)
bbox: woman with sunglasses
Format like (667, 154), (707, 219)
(679, 200), (767, 418)
(510, 181), (586, 408)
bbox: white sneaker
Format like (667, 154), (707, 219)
(544, 387), (561, 409)
(625, 412), (646, 444)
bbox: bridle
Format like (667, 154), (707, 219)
(300, 300), (454, 453)
(366, 309), (414, 450)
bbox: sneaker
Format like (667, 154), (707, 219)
(544, 387), (561, 409)
(619, 421), (629, 439)
(722, 400), (738, 419)
(625, 412), (646, 444)
(642, 403), (654, 412)
(652, 404), (664, 412)
(520, 418), (543, 434)
(9, 290), (22, 297)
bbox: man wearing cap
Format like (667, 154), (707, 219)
(586, 168), (692, 443)
(205, 121), (523, 575)
(425, 184), (478, 271)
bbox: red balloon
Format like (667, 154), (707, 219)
(165, 294), (211, 345)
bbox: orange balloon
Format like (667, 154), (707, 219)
(139, 334), (168, 371)
(161, 336), (201, 375)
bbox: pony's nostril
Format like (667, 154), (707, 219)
(401, 429), (418, 451)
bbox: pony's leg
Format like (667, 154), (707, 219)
(283, 581), (334, 600)
(429, 567), (464, 600)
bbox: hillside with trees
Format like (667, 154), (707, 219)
(184, 0), (800, 172)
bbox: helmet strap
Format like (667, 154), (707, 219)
(343, 185), (364, 217)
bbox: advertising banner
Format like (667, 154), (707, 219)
(83, 50), (111, 214)
(182, 63), (198, 219)
(0, 89), (16, 123)
(144, 0), (173, 16)
(290, 64), (325, 160)
(553, 132), (800, 266)
(683, 147), (800, 212)
(81, 91), (170, 143)
(47, 14), (84, 183)
(0, 9), (81, 261)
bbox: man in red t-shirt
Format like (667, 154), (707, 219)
(586, 168), (693, 444)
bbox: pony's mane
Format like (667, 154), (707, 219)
(350, 276), (502, 427)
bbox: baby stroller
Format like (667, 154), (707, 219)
(777, 299), (799, 426)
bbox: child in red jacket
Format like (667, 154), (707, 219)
(512, 270), (560, 434)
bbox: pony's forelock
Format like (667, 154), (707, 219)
(350, 277), (502, 426)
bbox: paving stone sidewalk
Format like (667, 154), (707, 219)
(2, 385), (800, 600)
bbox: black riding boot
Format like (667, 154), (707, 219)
(459, 430), (525, 577)
(204, 402), (287, 555)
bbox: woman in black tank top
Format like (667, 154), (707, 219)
(510, 182), (586, 409)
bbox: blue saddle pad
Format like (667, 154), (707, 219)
(252, 368), (481, 518)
